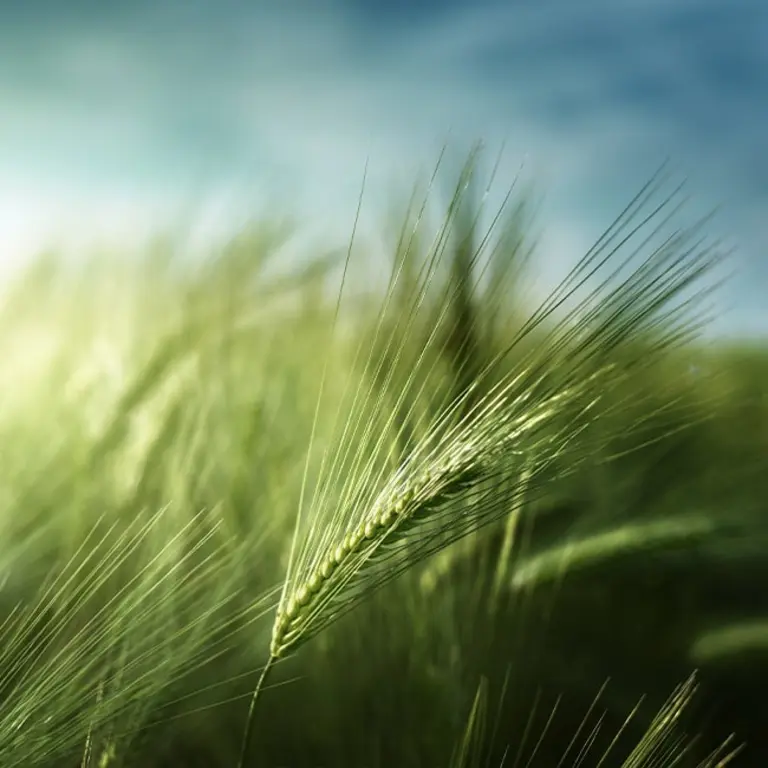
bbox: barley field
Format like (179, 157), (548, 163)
(0, 152), (766, 767)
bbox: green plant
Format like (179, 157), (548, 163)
(237, 151), (730, 766)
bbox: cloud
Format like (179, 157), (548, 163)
(0, 0), (764, 335)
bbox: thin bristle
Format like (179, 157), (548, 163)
(266, 156), (725, 661)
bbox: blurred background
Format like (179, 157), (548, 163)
(1, 0), (766, 337)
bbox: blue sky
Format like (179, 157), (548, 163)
(0, 0), (765, 337)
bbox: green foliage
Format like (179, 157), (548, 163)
(0, 150), (764, 767)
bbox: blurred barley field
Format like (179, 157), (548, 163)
(0, 153), (766, 768)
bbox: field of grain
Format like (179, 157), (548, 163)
(0, 154), (766, 767)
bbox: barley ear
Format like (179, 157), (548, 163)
(237, 153), (726, 765)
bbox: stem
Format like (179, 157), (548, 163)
(237, 655), (276, 768)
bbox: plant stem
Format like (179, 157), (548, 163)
(237, 654), (276, 768)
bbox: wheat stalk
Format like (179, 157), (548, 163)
(690, 619), (768, 666)
(510, 513), (721, 592)
(618, 675), (741, 768)
(0, 504), (276, 768)
(271, 369), (610, 658)
(237, 151), (728, 766)
(451, 674), (740, 768)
